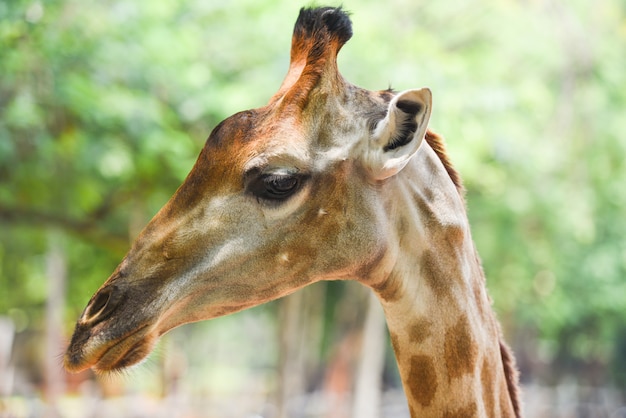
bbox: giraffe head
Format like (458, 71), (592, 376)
(65, 7), (432, 373)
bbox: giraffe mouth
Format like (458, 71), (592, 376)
(65, 323), (156, 374)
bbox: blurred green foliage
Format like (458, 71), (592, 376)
(1, 0), (625, 384)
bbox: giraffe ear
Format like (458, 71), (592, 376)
(364, 88), (432, 180)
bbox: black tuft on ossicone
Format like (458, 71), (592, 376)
(293, 6), (353, 48)
(280, 7), (353, 109)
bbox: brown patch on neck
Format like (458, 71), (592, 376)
(420, 249), (454, 300)
(408, 317), (433, 345)
(424, 130), (464, 196)
(407, 355), (438, 408)
(444, 315), (478, 380)
(443, 402), (478, 418)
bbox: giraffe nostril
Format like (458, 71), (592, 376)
(84, 285), (119, 324)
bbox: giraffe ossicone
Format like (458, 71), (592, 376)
(66, 6), (522, 417)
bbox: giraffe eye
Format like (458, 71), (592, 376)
(245, 170), (306, 202)
(263, 174), (299, 198)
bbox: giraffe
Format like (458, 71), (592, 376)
(65, 7), (522, 417)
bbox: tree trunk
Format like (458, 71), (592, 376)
(276, 284), (325, 418)
(44, 231), (66, 418)
(0, 316), (15, 397)
(276, 290), (306, 418)
(352, 292), (386, 418)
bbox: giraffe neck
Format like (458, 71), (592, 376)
(370, 142), (518, 417)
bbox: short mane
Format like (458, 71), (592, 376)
(424, 129), (464, 195)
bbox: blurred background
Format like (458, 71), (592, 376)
(1, 0), (625, 417)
